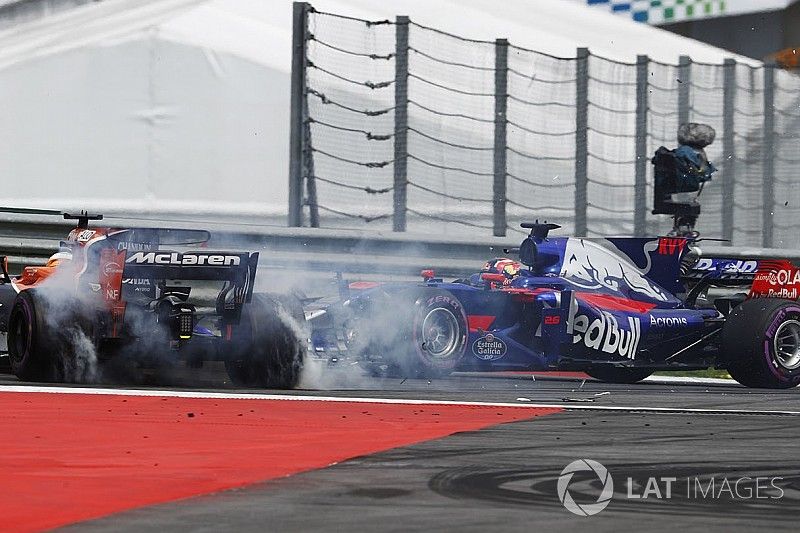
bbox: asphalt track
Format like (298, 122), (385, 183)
(2, 364), (800, 532)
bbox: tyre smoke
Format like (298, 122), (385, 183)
(11, 225), (449, 389)
(32, 268), (101, 383)
(59, 327), (99, 383)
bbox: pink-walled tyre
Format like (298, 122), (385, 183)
(722, 298), (800, 389)
(8, 290), (59, 381)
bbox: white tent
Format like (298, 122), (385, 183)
(0, 0), (758, 222)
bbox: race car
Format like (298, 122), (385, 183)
(0, 211), (304, 388)
(310, 222), (800, 389)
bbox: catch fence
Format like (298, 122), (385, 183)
(288, 2), (800, 246)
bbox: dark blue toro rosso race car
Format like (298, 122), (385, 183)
(310, 222), (800, 389)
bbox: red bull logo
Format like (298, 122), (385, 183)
(567, 298), (641, 359)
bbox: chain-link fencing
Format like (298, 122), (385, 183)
(288, 2), (800, 246)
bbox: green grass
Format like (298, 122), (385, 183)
(654, 369), (731, 379)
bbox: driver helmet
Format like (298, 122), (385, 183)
(482, 257), (522, 283)
(46, 250), (73, 267)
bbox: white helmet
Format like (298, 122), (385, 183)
(47, 250), (72, 267)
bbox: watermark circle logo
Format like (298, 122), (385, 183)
(557, 459), (614, 516)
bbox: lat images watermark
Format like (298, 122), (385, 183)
(557, 459), (786, 517)
(558, 459), (614, 516)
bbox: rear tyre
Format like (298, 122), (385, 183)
(585, 367), (654, 384)
(722, 298), (800, 389)
(7, 290), (57, 381)
(225, 293), (306, 389)
(7, 289), (96, 383)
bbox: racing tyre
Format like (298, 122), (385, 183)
(225, 293), (306, 389)
(357, 288), (468, 379)
(7, 289), (96, 382)
(722, 298), (800, 389)
(7, 289), (58, 381)
(585, 367), (654, 384)
(407, 289), (468, 377)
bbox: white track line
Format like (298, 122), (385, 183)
(1, 384), (798, 416)
(462, 372), (737, 386)
(644, 375), (735, 385)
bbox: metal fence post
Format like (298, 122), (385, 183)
(393, 16), (409, 232)
(574, 48), (589, 237)
(762, 61), (776, 248)
(634, 54), (649, 237)
(304, 112), (319, 227)
(678, 55), (691, 128)
(492, 38), (509, 237)
(721, 58), (736, 245)
(288, 1), (310, 227)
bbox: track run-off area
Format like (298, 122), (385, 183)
(2, 368), (799, 532)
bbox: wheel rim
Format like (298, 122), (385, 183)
(421, 308), (460, 359)
(773, 320), (800, 370)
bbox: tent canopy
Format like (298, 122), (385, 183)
(0, 0), (757, 220)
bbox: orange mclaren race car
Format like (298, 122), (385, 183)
(0, 211), (304, 388)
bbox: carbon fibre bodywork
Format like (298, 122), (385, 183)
(0, 219), (270, 381)
(310, 227), (762, 373)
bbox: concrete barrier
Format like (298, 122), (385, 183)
(2, 213), (799, 279)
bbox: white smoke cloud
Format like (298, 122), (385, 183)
(12, 223), (460, 390)
(33, 267), (101, 383)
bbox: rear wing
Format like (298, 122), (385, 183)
(681, 256), (759, 286)
(747, 259), (800, 299)
(123, 250), (257, 280)
(87, 246), (259, 307)
(683, 257), (800, 301)
(122, 250), (259, 301)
